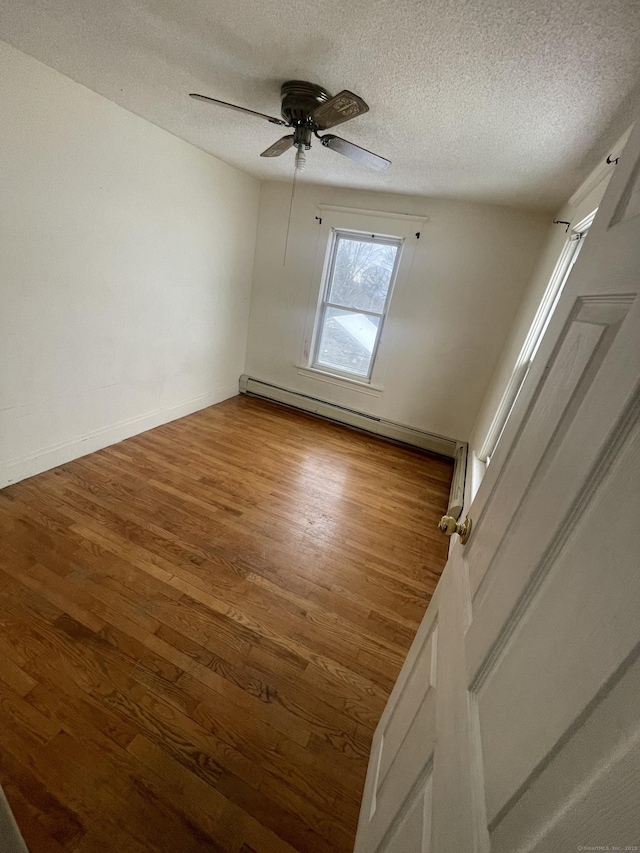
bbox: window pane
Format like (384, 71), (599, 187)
(329, 237), (399, 313)
(315, 306), (381, 377)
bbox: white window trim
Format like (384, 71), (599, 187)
(309, 229), (403, 383)
(479, 209), (597, 464)
(316, 204), (430, 222)
(296, 365), (384, 395)
(299, 208), (424, 390)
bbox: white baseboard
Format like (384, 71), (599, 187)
(0, 383), (238, 489)
(239, 374), (467, 516)
(4, 376), (467, 526)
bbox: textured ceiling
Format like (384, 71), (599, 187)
(2, 0), (640, 208)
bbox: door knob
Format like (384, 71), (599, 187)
(438, 514), (472, 544)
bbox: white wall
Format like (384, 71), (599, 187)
(467, 173), (613, 496)
(245, 181), (549, 442)
(0, 42), (260, 488)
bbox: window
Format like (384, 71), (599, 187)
(311, 230), (402, 381)
(479, 210), (596, 464)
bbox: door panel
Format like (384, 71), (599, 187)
(476, 414), (640, 822)
(355, 592), (439, 852)
(378, 773), (433, 853)
(370, 688), (436, 846)
(468, 294), (635, 600)
(490, 640), (640, 853)
(467, 293), (638, 681)
(377, 624), (437, 788)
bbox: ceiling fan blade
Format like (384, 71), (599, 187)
(311, 90), (369, 129)
(189, 93), (287, 126)
(260, 135), (295, 157)
(320, 135), (390, 171)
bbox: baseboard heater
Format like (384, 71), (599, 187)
(239, 375), (467, 520)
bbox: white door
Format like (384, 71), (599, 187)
(354, 116), (640, 853)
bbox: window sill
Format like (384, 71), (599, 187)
(296, 365), (384, 396)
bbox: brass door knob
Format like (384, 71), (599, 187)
(438, 515), (472, 544)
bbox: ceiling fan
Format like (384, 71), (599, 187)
(189, 80), (390, 172)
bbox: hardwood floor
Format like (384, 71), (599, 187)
(0, 395), (453, 853)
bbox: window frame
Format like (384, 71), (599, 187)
(309, 228), (404, 383)
(479, 209), (597, 464)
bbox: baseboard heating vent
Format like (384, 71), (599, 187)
(239, 375), (467, 515)
(447, 442), (467, 520)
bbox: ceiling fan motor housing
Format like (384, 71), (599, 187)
(281, 80), (329, 148)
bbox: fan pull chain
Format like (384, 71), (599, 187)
(283, 161), (299, 266)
